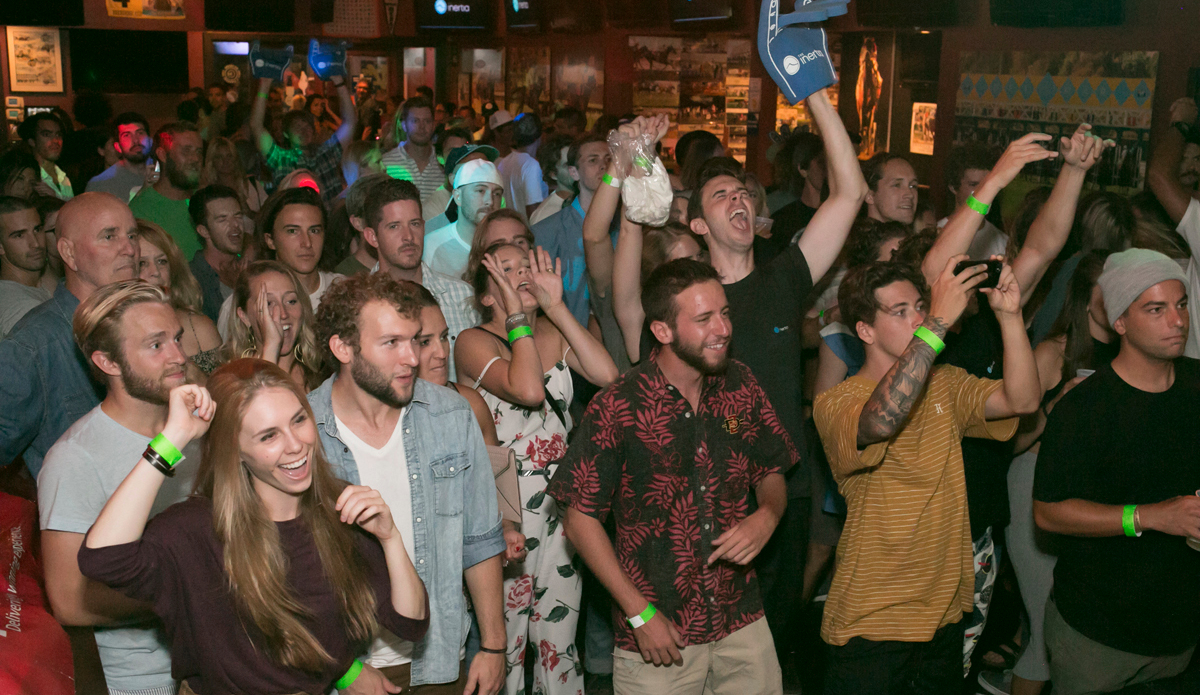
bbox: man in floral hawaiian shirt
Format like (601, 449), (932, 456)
(548, 259), (797, 695)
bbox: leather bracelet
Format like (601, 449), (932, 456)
(143, 447), (176, 478)
(478, 645), (506, 655)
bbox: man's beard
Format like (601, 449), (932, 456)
(670, 335), (729, 376)
(351, 353), (413, 409)
(164, 155), (200, 191)
(122, 148), (149, 165)
(384, 243), (422, 272)
(117, 354), (180, 406)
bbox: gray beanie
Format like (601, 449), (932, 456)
(1098, 248), (1189, 327)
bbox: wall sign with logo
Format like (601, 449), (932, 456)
(416, 0), (493, 29)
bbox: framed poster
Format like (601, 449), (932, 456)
(6, 27), (63, 93)
(106, 0), (185, 19)
(553, 46), (604, 127)
(910, 103), (937, 156)
(507, 47), (551, 117)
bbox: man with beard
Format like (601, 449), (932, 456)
(38, 281), (198, 695)
(547, 259), (796, 695)
(686, 89), (866, 678)
(422, 160), (504, 278)
(0, 196), (56, 338)
(0, 192), (139, 479)
(18, 111), (73, 201)
(363, 178), (478, 381)
(309, 272), (506, 695)
(129, 122), (204, 260)
(187, 185), (245, 324)
(381, 98), (446, 211)
(86, 112), (152, 201)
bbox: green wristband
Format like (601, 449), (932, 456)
(507, 325), (533, 343)
(913, 326), (946, 355)
(602, 173), (620, 189)
(335, 659), (364, 690)
(149, 433), (184, 468)
(966, 194), (991, 216)
(1122, 504), (1141, 537)
(627, 602), (656, 628)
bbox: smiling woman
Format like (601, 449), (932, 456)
(77, 359), (429, 695)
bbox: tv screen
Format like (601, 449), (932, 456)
(416, 0), (494, 30)
(990, 0), (1121, 27)
(205, 0), (295, 33)
(506, 0), (539, 30)
(856, 0), (956, 27)
(669, 0), (732, 24)
(69, 30), (189, 94)
(0, 1), (84, 27)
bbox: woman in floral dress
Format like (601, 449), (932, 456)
(455, 243), (617, 695)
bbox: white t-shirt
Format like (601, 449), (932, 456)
(422, 221), (472, 280)
(0, 279), (52, 339)
(217, 270), (341, 340)
(334, 411), (420, 668)
(936, 216), (1009, 260)
(497, 151), (544, 223)
(1175, 199), (1200, 359)
(38, 406), (199, 692)
(529, 192), (569, 226)
(423, 186), (452, 221)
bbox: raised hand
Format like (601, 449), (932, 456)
(1060, 123), (1113, 172)
(161, 384), (215, 449)
(527, 246), (564, 310)
(984, 132), (1059, 192)
(981, 259), (1021, 317)
(928, 254), (989, 328)
(336, 485), (399, 542)
(481, 252), (527, 318)
(252, 283), (284, 359)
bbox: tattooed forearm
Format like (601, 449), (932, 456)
(856, 317), (948, 448)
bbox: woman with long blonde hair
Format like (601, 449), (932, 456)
(223, 260), (324, 390)
(201, 135), (268, 213)
(137, 220), (224, 377)
(78, 359), (428, 695)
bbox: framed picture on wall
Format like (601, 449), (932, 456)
(6, 26), (64, 93)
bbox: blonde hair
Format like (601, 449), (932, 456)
(200, 136), (250, 208)
(642, 222), (705, 280)
(73, 279), (169, 381)
(464, 208), (534, 283)
(222, 260), (323, 388)
(194, 358), (378, 670)
(137, 220), (205, 316)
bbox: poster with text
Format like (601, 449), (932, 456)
(5, 27), (62, 93)
(910, 103), (937, 156)
(106, 0), (185, 19)
(956, 51), (1159, 193)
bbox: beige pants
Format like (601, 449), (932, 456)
(613, 617), (782, 695)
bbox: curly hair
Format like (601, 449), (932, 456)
(838, 261), (929, 335)
(845, 219), (911, 269)
(222, 260), (323, 388)
(313, 271), (423, 371)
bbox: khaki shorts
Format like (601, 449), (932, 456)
(613, 617), (782, 695)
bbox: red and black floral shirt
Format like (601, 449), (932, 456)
(546, 354), (799, 651)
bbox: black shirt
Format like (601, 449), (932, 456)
(1034, 358), (1200, 656)
(940, 305), (1013, 538)
(724, 241), (815, 497)
(753, 199), (817, 268)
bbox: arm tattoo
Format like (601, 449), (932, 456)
(856, 317), (948, 448)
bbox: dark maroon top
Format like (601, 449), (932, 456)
(78, 496), (428, 695)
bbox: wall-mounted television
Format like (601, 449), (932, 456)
(506, 0), (540, 30)
(69, 30), (189, 94)
(669, 0), (733, 25)
(416, 0), (494, 30)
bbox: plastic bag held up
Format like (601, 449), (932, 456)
(607, 129), (673, 227)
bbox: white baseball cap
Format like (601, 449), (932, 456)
(489, 109), (514, 130)
(453, 159), (504, 190)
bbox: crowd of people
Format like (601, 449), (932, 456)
(1, 56), (1199, 695)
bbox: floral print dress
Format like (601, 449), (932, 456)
(473, 347), (584, 695)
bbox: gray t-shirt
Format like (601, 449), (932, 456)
(38, 405), (199, 693)
(85, 163), (144, 202)
(0, 279), (51, 339)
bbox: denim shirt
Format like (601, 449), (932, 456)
(308, 375), (505, 687)
(0, 284), (102, 477)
